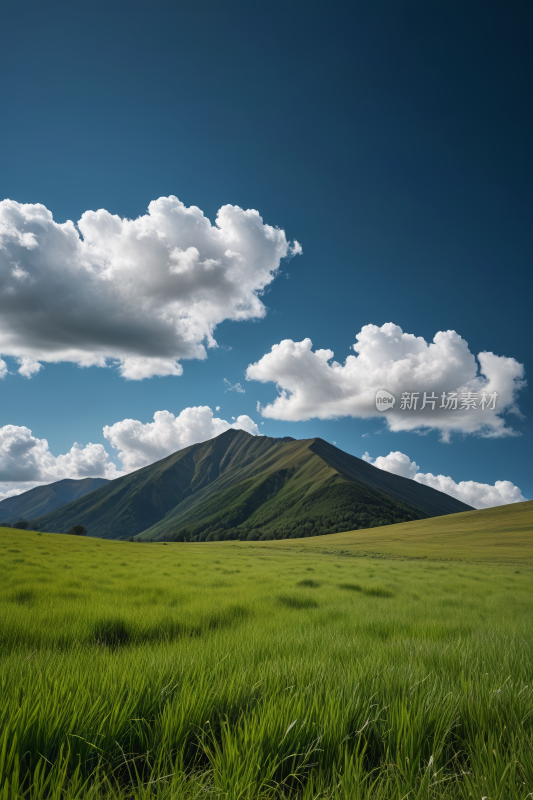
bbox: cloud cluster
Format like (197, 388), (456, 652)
(246, 323), (525, 439)
(364, 450), (526, 509)
(0, 425), (120, 486)
(103, 406), (260, 472)
(0, 407), (261, 499)
(0, 197), (299, 379)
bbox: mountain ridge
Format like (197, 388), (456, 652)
(32, 430), (473, 540)
(308, 438), (469, 518)
(0, 477), (110, 522)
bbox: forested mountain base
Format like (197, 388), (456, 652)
(157, 480), (426, 542)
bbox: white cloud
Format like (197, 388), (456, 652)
(0, 196), (299, 379)
(0, 425), (120, 484)
(17, 356), (42, 378)
(12, 264), (31, 281)
(223, 378), (245, 393)
(363, 450), (527, 509)
(0, 358), (7, 379)
(373, 451), (419, 479)
(104, 406), (260, 472)
(287, 240), (303, 257)
(246, 323), (526, 439)
(415, 473), (526, 508)
(117, 357), (183, 380)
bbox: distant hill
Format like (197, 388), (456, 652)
(0, 477), (110, 523)
(270, 499), (533, 565)
(32, 430), (472, 540)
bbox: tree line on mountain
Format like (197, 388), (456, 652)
(154, 482), (426, 544)
(0, 520), (87, 536)
(0, 519), (32, 530)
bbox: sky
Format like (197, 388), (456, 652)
(0, 0), (531, 509)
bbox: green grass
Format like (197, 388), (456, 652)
(1, 522), (532, 799)
(269, 499), (533, 565)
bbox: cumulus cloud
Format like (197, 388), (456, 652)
(0, 425), (120, 485)
(416, 473), (526, 508)
(364, 450), (527, 509)
(372, 451), (419, 479)
(104, 406), (260, 472)
(246, 323), (526, 439)
(0, 196), (299, 379)
(17, 356), (42, 378)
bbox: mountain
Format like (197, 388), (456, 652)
(0, 477), (110, 523)
(32, 430), (473, 541)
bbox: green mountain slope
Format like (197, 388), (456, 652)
(309, 439), (467, 518)
(0, 477), (110, 522)
(33, 430), (472, 540)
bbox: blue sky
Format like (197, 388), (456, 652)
(0, 0), (531, 507)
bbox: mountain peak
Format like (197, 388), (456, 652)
(32, 431), (472, 541)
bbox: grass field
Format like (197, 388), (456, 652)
(1, 504), (532, 799)
(270, 500), (533, 564)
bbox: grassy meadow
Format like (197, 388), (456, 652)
(1, 511), (533, 799)
(270, 500), (533, 564)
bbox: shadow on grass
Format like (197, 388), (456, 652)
(8, 589), (37, 605)
(91, 605), (253, 649)
(338, 583), (394, 597)
(277, 594), (319, 609)
(92, 619), (131, 647)
(364, 586), (394, 598)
